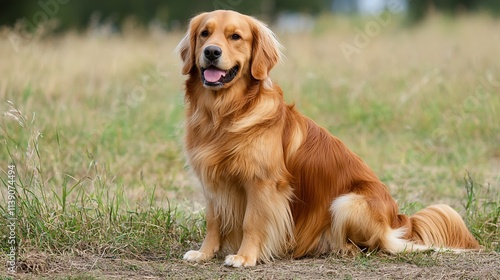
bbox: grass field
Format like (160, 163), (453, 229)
(1, 13), (499, 279)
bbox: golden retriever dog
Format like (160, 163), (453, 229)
(177, 10), (480, 267)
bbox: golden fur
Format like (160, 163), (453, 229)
(178, 10), (480, 267)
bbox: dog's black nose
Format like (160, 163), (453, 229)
(204, 45), (222, 62)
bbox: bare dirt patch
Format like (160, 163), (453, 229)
(3, 251), (498, 279)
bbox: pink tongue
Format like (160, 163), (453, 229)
(204, 68), (226, 82)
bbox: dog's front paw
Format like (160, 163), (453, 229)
(224, 254), (256, 267)
(183, 250), (210, 262)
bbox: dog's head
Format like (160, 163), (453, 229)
(177, 10), (281, 89)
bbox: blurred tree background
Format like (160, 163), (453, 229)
(0, 0), (498, 31)
(0, 0), (326, 31)
(408, 0), (500, 22)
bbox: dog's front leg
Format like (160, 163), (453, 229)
(183, 201), (220, 262)
(224, 182), (272, 267)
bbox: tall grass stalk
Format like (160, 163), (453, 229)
(463, 171), (500, 251)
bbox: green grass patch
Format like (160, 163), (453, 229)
(1, 103), (204, 260)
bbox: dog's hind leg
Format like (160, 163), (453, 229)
(329, 193), (431, 255)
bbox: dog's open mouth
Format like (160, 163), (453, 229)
(201, 65), (239, 87)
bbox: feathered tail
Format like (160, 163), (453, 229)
(408, 204), (480, 250)
(330, 194), (480, 255)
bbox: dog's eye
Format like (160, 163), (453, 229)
(200, 30), (209, 38)
(231, 33), (241, 40)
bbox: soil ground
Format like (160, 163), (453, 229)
(3, 251), (499, 279)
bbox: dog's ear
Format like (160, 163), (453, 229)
(177, 14), (205, 75)
(250, 19), (281, 80)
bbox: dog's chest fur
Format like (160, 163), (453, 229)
(184, 88), (288, 192)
